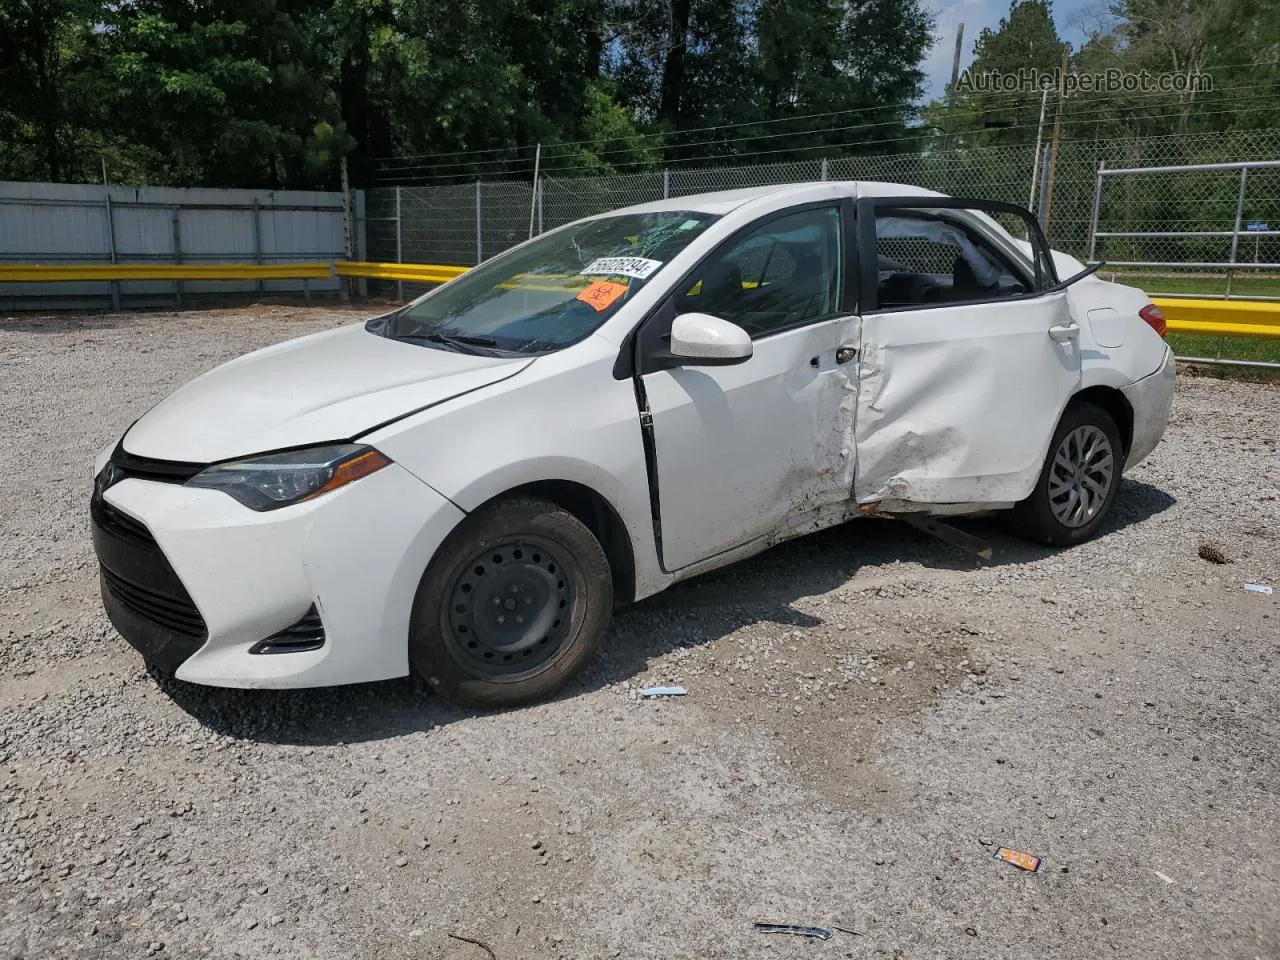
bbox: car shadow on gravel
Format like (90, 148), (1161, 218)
(567, 477), (1176, 698)
(153, 478), (1175, 745)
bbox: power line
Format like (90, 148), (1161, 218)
(372, 96), (1280, 183)
(369, 52), (1278, 167)
(538, 83), (1280, 163)
(528, 103), (1280, 178)
(372, 81), (1280, 177)
(372, 85), (1113, 166)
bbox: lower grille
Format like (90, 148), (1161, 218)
(250, 605), (326, 655)
(91, 495), (152, 546)
(92, 476), (208, 672)
(102, 566), (206, 638)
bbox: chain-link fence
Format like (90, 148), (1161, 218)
(367, 129), (1280, 289)
(1089, 159), (1280, 301)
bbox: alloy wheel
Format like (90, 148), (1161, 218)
(1047, 424), (1116, 528)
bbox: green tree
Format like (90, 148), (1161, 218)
(91, 1), (348, 187)
(546, 82), (664, 174)
(369, 0), (610, 180)
(756, 0), (933, 156)
(0, 0), (104, 181)
(930, 1), (1068, 148)
(1070, 0), (1280, 138)
(609, 0), (932, 163)
(608, 0), (755, 136)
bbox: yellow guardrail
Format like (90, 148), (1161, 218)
(334, 261), (469, 284)
(4, 261), (1280, 339)
(0, 262), (335, 282)
(0, 260), (466, 284)
(1152, 297), (1280, 340)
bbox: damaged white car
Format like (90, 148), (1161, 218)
(92, 182), (1174, 706)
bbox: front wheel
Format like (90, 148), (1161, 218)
(1011, 402), (1123, 546)
(409, 497), (613, 708)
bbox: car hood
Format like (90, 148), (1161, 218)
(123, 322), (534, 463)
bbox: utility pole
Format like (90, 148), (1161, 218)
(1041, 46), (1069, 236)
(1028, 87), (1050, 212)
(340, 156), (354, 301)
(946, 24), (965, 150)
(950, 24), (965, 92)
(527, 143), (541, 240)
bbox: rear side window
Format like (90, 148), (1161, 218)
(873, 212), (1031, 309)
(676, 206), (842, 338)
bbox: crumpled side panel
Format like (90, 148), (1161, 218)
(853, 329), (1048, 506)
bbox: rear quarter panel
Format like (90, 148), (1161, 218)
(1049, 249), (1168, 386)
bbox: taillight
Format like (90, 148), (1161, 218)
(1139, 303), (1166, 337)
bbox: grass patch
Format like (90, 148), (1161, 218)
(1100, 271), (1280, 299)
(1167, 332), (1280, 380)
(1091, 271), (1280, 376)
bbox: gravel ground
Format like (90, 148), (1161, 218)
(1, 302), (1277, 960)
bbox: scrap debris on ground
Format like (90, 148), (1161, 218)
(1, 303), (1277, 960)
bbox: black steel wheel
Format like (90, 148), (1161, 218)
(409, 497), (613, 707)
(445, 537), (575, 677)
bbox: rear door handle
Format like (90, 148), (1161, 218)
(1048, 322), (1080, 342)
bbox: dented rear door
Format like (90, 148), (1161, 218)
(852, 198), (1082, 507)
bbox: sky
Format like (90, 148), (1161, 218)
(920, 0), (1103, 102)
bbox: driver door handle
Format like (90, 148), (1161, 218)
(1048, 321), (1080, 342)
(810, 346), (859, 368)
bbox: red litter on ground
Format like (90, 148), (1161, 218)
(993, 847), (1041, 872)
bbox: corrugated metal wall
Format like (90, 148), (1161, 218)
(0, 181), (365, 310)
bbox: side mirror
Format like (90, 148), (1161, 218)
(669, 312), (753, 365)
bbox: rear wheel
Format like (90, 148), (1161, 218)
(409, 497), (613, 707)
(1011, 402), (1123, 546)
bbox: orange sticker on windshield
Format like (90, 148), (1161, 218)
(576, 280), (628, 312)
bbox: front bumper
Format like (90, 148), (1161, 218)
(1121, 345), (1176, 470)
(93, 493), (207, 672)
(92, 461), (465, 688)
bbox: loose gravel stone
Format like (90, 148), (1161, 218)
(0, 304), (1276, 960)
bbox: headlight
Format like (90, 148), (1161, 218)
(185, 444), (392, 511)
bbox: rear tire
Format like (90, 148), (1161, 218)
(1011, 402), (1123, 546)
(409, 497), (613, 708)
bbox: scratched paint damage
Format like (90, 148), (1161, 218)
(853, 327), (1049, 510)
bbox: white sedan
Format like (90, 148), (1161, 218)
(91, 182), (1175, 706)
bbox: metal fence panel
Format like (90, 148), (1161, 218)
(1090, 158), (1280, 301)
(668, 160), (824, 195)
(0, 181), (353, 309)
(366, 130), (1280, 277)
(541, 172), (666, 230)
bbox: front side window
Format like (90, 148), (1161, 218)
(676, 206), (842, 338)
(874, 211), (1031, 309)
(375, 211), (719, 354)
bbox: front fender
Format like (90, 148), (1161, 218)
(363, 344), (667, 600)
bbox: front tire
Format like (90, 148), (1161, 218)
(409, 497), (613, 708)
(1012, 402), (1123, 546)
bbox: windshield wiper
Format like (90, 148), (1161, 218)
(398, 331), (500, 353)
(426, 332), (498, 347)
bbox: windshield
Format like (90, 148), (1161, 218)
(373, 210), (720, 355)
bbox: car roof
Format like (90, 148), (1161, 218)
(610, 181), (947, 217)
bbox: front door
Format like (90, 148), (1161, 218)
(639, 203), (860, 570)
(854, 198), (1083, 506)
